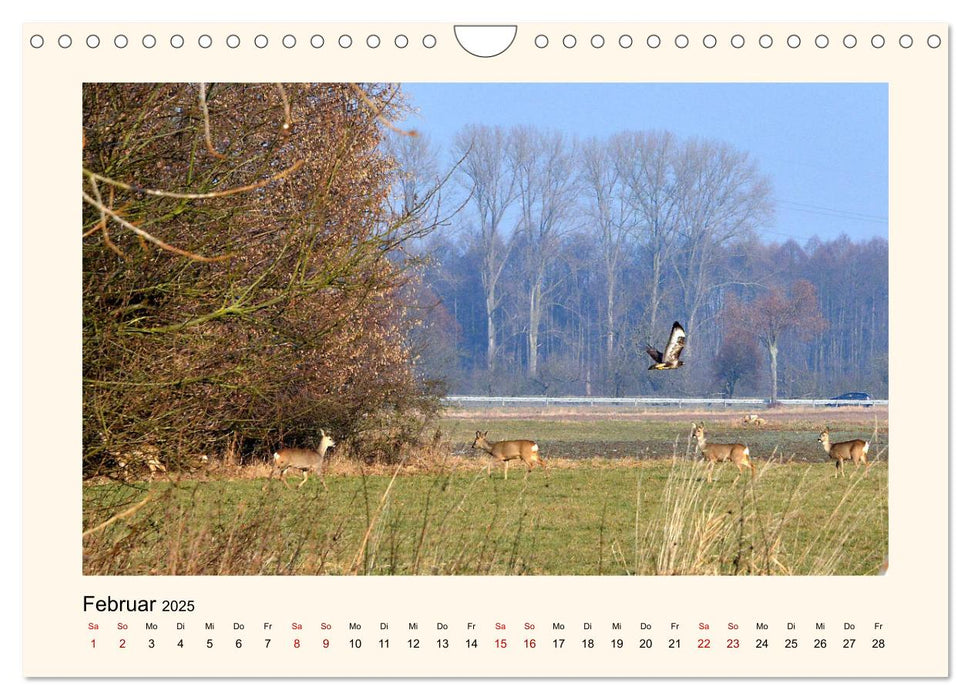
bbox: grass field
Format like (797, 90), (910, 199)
(82, 406), (888, 576)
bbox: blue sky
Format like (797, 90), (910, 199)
(399, 83), (888, 244)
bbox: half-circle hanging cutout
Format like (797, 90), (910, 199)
(453, 25), (517, 58)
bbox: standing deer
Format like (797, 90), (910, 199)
(273, 429), (335, 489)
(472, 431), (549, 480)
(691, 423), (755, 484)
(817, 427), (869, 477)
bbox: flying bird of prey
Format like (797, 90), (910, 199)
(645, 322), (686, 370)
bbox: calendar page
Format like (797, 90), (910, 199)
(21, 21), (947, 679)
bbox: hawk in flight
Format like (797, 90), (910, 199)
(645, 322), (686, 370)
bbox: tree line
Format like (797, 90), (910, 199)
(399, 125), (888, 401)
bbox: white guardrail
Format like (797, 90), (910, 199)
(446, 396), (887, 408)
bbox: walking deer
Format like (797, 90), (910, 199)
(817, 427), (869, 477)
(273, 429), (335, 489)
(691, 423), (755, 484)
(472, 431), (549, 480)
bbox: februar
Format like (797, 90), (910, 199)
(84, 596), (157, 612)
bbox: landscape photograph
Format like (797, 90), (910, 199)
(81, 82), (888, 576)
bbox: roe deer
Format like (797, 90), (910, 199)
(817, 427), (869, 477)
(273, 429), (335, 489)
(741, 413), (766, 427)
(691, 423), (755, 484)
(108, 444), (167, 478)
(472, 431), (548, 480)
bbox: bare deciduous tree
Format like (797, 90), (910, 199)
(724, 280), (828, 402)
(618, 131), (682, 343)
(672, 139), (774, 338)
(712, 332), (762, 398)
(509, 127), (576, 380)
(453, 125), (518, 379)
(580, 135), (637, 385)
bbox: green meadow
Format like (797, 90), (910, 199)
(83, 407), (888, 577)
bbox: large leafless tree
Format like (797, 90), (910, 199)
(509, 127), (576, 381)
(453, 125), (518, 378)
(671, 139), (774, 340)
(618, 131), (682, 345)
(723, 280), (828, 402)
(580, 135), (637, 386)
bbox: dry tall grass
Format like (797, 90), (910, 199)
(634, 454), (883, 575)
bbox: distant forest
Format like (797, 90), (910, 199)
(391, 125), (888, 400)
